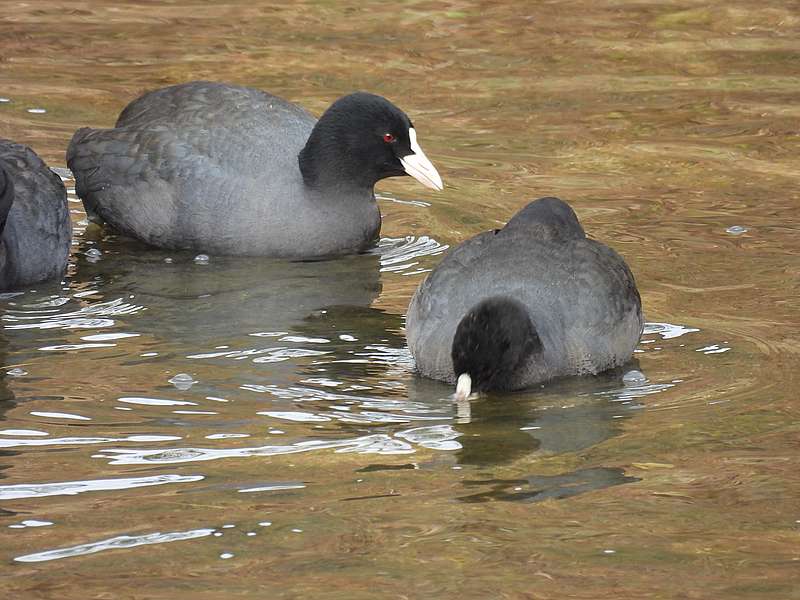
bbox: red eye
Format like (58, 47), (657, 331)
(383, 133), (395, 143)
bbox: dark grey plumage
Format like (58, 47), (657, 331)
(67, 81), (441, 257)
(406, 197), (643, 391)
(0, 140), (71, 290)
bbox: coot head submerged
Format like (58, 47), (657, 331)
(451, 296), (543, 398)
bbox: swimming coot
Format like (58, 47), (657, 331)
(67, 81), (442, 257)
(0, 139), (71, 290)
(406, 197), (643, 396)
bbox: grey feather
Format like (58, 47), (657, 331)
(0, 140), (71, 290)
(406, 197), (643, 389)
(66, 82), (423, 257)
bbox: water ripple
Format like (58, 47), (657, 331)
(118, 397), (197, 407)
(15, 527), (215, 563)
(39, 343), (117, 351)
(0, 474), (203, 500)
(242, 384), (450, 423)
(0, 429), (49, 436)
(642, 322), (700, 340)
(697, 344), (731, 355)
(352, 344), (416, 373)
(258, 411), (332, 423)
(187, 346), (331, 363)
(376, 236), (448, 274)
(0, 434), (181, 449)
(375, 193), (431, 208)
(598, 382), (676, 403)
(8, 519), (54, 529)
(29, 411), (91, 421)
(395, 425), (463, 451)
(4, 297), (144, 331)
(96, 433), (422, 465)
(238, 482), (306, 493)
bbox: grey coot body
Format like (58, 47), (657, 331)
(406, 197), (643, 395)
(0, 140), (71, 290)
(67, 81), (442, 257)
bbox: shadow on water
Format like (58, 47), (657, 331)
(458, 467), (640, 504)
(0, 232), (384, 362)
(410, 365), (650, 502)
(292, 304), (409, 381)
(75, 234), (382, 339)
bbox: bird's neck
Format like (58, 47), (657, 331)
(298, 120), (378, 192)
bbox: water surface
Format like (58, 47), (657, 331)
(1, 1), (799, 598)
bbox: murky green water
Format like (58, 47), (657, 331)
(1, 1), (799, 597)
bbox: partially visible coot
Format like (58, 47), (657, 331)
(406, 197), (643, 396)
(0, 140), (71, 290)
(68, 82), (442, 257)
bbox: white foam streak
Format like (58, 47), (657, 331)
(0, 434), (181, 449)
(0, 474), (203, 500)
(642, 322), (700, 340)
(15, 527), (215, 563)
(97, 434), (417, 465)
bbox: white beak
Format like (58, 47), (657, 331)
(454, 373), (472, 401)
(399, 128), (443, 191)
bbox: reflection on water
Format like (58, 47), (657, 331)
(67, 233), (385, 349)
(15, 527), (217, 563)
(3, 0), (800, 596)
(375, 235), (448, 275)
(458, 467), (640, 503)
(445, 366), (673, 467)
(0, 474), (203, 500)
(0, 222), (713, 587)
(0, 434), (181, 449)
